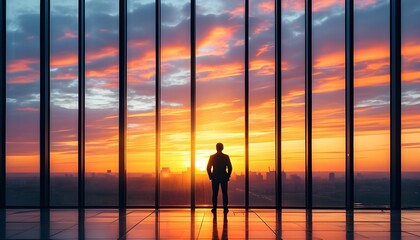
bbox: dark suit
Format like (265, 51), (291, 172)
(207, 152), (232, 210)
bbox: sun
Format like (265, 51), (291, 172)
(196, 159), (207, 172)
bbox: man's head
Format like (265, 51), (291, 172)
(216, 142), (224, 152)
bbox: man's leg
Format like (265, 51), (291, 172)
(212, 180), (219, 212)
(221, 180), (228, 213)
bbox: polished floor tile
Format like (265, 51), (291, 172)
(0, 209), (419, 239)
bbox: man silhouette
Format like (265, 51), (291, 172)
(207, 143), (232, 214)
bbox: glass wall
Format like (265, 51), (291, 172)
(402, 0), (420, 208)
(85, 0), (119, 206)
(5, 0), (40, 206)
(195, 0), (245, 206)
(312, 0), (345, 207)
(160, 0), (191, 206)
(126, 0), (156, 207)
(249, 0), (275, 207)
(354, 0), (390, 208)
(281, 0), (305, 207)
(1, 0), (418, 209)
(50, 0), (79, 207)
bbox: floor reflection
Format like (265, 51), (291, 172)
(212, 213), (228, 240)
(0, 208), (419, 239)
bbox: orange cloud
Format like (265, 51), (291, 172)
(255, 43), (272, 57)
(86, 46), (119, 63)
(226, 6), (244, 18)
(7, 58), (38, 74)
(250, 59), (274, 76)
(257, 1), (274, 14)
(355, 0), (377, 9)
(128, 39), (152, 48)
(198, 26), (238, 57)
(314, 51), (344, 68)
(8, 71), (40, 84)
(51, 53), (78, 68)
(58, 31), (77, 40)
(161, 46), (190, 62)
(282, 0), (304, 11)
(51, 73), (78, 81)
(313, 75), (344, 93)
(16, 107), (39, 112)
(354, 45), (390, 87)
(403, 42), (420, 59)
(253, 19), (272, 35)
(355, 46), (389, 63)
(313, 0), (343, 12)
(402, 42), (420, 83)
(86, 63), (118, 84)
(127, 48), (156, 83)
(197, 62), (243, 81)
(282, 0), (375, 12)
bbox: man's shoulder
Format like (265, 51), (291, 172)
(212, 152), (230, 159)
(218, 153), (229, 159)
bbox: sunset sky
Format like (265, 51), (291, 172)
(4, 0), (420, 175)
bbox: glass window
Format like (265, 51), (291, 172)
(354, 0), (390, 208)
(50, 0), (78, 207)
(196, 0), (245, 206)
(249, 0), (275, 207)
(402, 0), (420, 208)
(312, 0), (345, 208)
(281, 0), (306, 207)
(85, 0), (119, 206)
(2, 0), (418, 209)
(6, 0), (40, 206)
(127, 0), (156, 206)
(160, 0), (191, 206)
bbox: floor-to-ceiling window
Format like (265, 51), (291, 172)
(5, 0), (41, 206)
(1, 0), (417, 209)
(312, 0), (345, 208)
(85, 0), (119, 206)
(126, 0), (156, 207)
(249, 0), (276, 207)
(50, 0), (79, 207)
(160, 0), (191, 206)
(354, 0), (390, 208)
(195, 0), (245, 206)
(281, 0), (305, 207)
(402, 0), (420, 208)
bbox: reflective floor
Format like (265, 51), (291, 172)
(0, 209), (419, 239)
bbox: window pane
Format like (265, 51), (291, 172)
(249, 0), (275, 207)
(281, 0), (305, 207)
(402, 0), (420, 208)
(196, 0), (245, 206)
(160, 0), (191, 206)
(312, 0), (345, 207)
(85, 0), (119, 206)
(50, 0), (78, 207)
(6, 0), (40, 206)
(127, 0), (156, 207)
(354, 0), (390, 208)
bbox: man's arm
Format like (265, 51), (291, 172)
(207, 156), (213, 180)
(226, 155), (232, 180)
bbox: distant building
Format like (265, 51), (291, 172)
(329, 172), (335, 182)
(161, 167), (171, 178)
(107, 170), (112, 174)
(267, 170), (275, 183)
